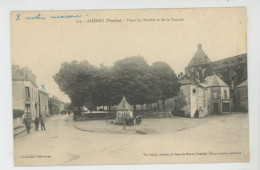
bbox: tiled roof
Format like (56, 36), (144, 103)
(212, 53), (247, 70)
(116, 97), (133, 111)
(236, 80), (248, 88)
(186, 44), (212, 68)
(200, 75), (229, 87)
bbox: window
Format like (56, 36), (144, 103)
(193, 89), (196, 93)
(25, 104), (30, 116)
(224, 90), (227, 99)
(25, 87), (30, 99)
(213, 92), (218, 99)
(231, 80), (235, 90)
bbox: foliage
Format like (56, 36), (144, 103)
(151, 61), (180, 110)
(54, 56), (180, 111)
(13, 109), (24, 119)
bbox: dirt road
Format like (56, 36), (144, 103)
(13, 113), (249, 166)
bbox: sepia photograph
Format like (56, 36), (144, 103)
(11, 8), (249, 166)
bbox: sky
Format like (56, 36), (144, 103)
(11, 8), (247, 103)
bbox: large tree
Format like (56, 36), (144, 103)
(54, 58), (179, 112)
(110, 56), (158, 109)
(53, 60), (98, 113)
(151, 61), (180, 110)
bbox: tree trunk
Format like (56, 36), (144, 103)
(134, 104), (137, 110)
(78, 105), (82, 115)
(162, 99), (166, 111)
(109, 105), (111, 114)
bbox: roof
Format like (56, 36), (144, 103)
(212, 53), (247, 70)
(186, 44), (212, 68)
(200, 75), (229, 87)
(12, 69), (24, 80)
(236, 80), (248, 88)
(38, 90), (49, 96)
(179, 79), (196, 85)
(116, 97), (133, 111)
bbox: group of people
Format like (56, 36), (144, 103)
(34, 116), (46, 132)
(22, 115), (46, 134)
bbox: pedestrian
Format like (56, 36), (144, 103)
(34, 116), (39, 131)
(23, 116), (32, 134)
(40, 116), (46, 130)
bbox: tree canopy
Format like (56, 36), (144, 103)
(53, 56), (180, 112)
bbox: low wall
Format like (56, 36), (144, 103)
(73, 112), (116, 121)
(133, 110), (168, 118)
(13, 117), (23, 129)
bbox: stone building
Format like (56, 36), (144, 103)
(173, 74), (230, 118)
(38, 90), (49, 118)
(12, 65), (39, 120)
(212, 54), (247, 92)
(185, 44), (214, 83)
(234, 80), (248, 112)
(49, 96), (60, 115)
(184, 44), (247, 88)
(182, 44), (247, 112)
(200, 75), (230, 115)
(173, 79), (208, 118)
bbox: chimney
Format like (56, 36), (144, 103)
(197, 44), (202, 49)
(12, 65), (20, 71)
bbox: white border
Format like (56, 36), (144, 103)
(1, 0), (260, 170)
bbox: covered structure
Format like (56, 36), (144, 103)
(115, 97), (133, 123)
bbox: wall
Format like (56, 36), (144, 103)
(179, 84), (191, 117)
(13, 117), (23, 128)
(39, 91), (49, 117)
(235, 86), (248, 112)
(197, 87), (208, 117)
(12, 81), (25, 110)
(189, 84), (197, 118)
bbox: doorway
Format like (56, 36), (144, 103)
(213, 103), (219, 114)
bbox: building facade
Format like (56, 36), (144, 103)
(38, 90), (49, 118)
(49, 96), (60, 115)
(12, 65), (39, 120)
(181, 44), (246, 112)
(200, 75), (230, 115)
(174, 80), (208, 118)
(234, 80), (248, 112)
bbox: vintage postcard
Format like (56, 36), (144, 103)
(11, 8), (248, 166)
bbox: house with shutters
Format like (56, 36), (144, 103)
(12, 65), (39, 121)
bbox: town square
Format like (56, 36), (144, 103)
(10, 8), (249, 166)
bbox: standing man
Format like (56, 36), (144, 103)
(34, 116), (39, 131)
(40, 116), (46, 130)
(23, 116), (32, 134)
